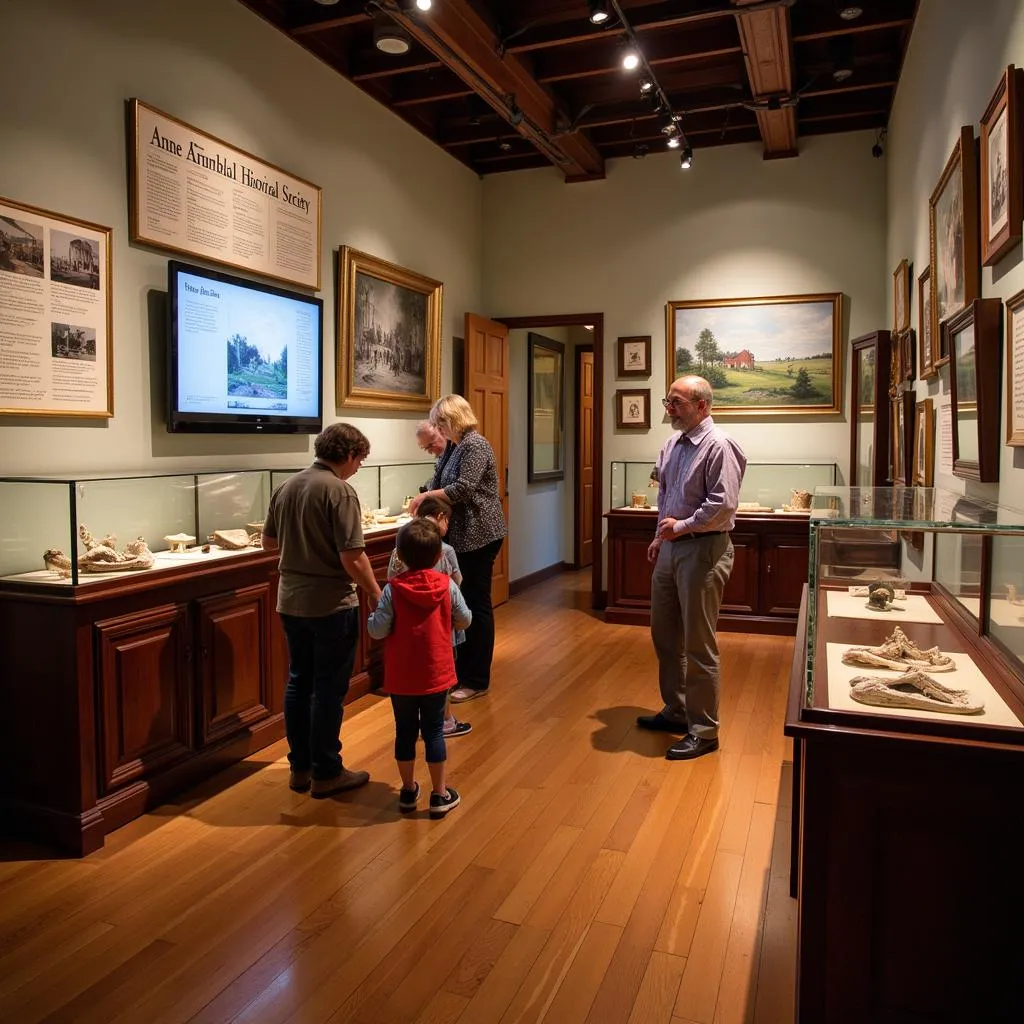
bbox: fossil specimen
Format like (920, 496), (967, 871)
(164, 533), (196, 553)
(783, 489), (813, 512)
(849, 671), (983, 715)
(210, 528), (261, 550)
(44, 526), (155, 577)
(866, 580), (903, 611)
(842, 627), (955, 672)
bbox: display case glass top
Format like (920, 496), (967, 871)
(609, 460), (837, 513)
(802, 486), (1024, 744)
(0, 461), (433, 587)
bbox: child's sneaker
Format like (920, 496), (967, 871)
(443, 718), (472, 738)
(398, 781), (420, 812)
(429, 787), (460, 819)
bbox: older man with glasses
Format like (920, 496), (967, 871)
(416, 420), (454, 493)
(636, 375), (747, 760)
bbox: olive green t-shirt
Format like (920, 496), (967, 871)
(263, 462), (364, 617)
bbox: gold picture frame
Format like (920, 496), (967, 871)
(918, 266), (936, 379)
(665, 292), (843, 415)
(913, 397), (934, 486)
(893, 258), (911, 334)
(980, 65), (1023, 267)
(336, 246), (442, 411)
(0, 195), (113, 418)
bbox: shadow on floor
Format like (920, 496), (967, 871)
(589, 704), (684, 756)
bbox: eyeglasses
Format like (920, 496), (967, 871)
(661, 396), (692, 409)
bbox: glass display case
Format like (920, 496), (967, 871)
(801, 486), (1024, 741)
(0, 461), (434, 586)
(609, 460), (838, 513)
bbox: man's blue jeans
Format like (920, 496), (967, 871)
(280, 608), (359, 781)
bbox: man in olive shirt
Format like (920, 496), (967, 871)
(262, 423), (382, 798)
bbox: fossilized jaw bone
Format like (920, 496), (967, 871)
(842, 627), (955, 672)
(43, 527), (155, 575)
(849, 671), (983, 715)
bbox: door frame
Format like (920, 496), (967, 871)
(494, 313), (605, 610)
(574, 343), (594, 570)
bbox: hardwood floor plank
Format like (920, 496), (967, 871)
(627, 950), (687, 1024)
(0, 572), (798, 1024)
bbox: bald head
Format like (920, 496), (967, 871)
(673, 375), (713, 408)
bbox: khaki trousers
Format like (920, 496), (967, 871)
(649, 532), (734, 739)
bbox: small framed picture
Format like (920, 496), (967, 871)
(616, 335), (651, 377)
(899, 328), (916, 383)
(615, 388), (650, 430)
(913, 397), (934, 486)
(980, 65), (1023, 266)
(893, 259), (911, 333)
(918, 266), (936, 379)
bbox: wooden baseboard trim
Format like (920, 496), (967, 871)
(510, 561), (571, 597)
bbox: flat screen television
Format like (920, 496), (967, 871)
(167, 260), (323, 434)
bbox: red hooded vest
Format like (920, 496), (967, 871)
(383, 569), (458, 696)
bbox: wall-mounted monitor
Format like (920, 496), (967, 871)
(167, 260), (323, 434)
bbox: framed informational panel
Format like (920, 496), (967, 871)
(0, 195), (112, 418)
(129, 99), (321, 290)
(1005, 288), (1024, 445)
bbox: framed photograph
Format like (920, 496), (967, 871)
(946, 298), (1003, 482)
(893, 259), (911, 333)
(665, 292), (842, 415)
(917, 266), (936, 379)
(899, 328), (915, 384)
(1006, 288), (1024, 445)
(616, 335), (651, 377)
(849, 330), (892, 487)
(890, 393), (912, 485)
(129, 99), (321, 290)
(913, 397), (934, 487)
(980, 65), (1023, 266)
(929, 126), (980, 366)
(0, 195), (112, 418)
(527, 332), (565, 482)
(336, 246), (442, 411)
(615, 388), (650, 430)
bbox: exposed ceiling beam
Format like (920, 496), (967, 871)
(387, 0), (604, 180)
(731, 0), (797, 158)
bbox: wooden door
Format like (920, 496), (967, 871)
(575, 347), (594, 568)
(464, 312), (510, 607)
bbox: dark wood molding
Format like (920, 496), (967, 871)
(509, 561), (572, 597)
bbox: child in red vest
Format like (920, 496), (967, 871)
(368, 518), (472, 818)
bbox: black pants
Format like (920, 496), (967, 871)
(455, 538), (503, 692)
(391, 691), (447, 763)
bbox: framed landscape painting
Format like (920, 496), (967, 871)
(665, 293), (842, 415)
(336, 246), (442, 411)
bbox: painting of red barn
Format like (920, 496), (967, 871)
(665, 293), (843, 415)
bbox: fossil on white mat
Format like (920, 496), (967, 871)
(43, 526), (155, 577)
(841, 626), (955, 672)
(848, 671), (983, 715)
(210, 528), (261, 550)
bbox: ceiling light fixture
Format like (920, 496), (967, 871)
(588, 1), (611, 25)
(680, 145), (692, 170)
(838, 5), (863, 19)
(374, 14), (412, 55)
(398, 0), (433, 10)
(622, 49), (640, 71)
(639, 76), (653, 94)
(667, 135), (680, 149)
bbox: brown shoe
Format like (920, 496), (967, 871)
(289, 769), (311, 793)
(310, 767), (370, 799)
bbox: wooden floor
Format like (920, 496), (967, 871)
(0, 571), (797, 1024)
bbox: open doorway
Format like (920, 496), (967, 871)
(496, 313), (604, 609)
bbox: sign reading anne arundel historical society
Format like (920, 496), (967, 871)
(129, 99), (321, 290)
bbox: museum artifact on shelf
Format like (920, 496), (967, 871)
(44, 527), (155, 578)
(842, 626), (955, 671)
(848, 671), (983, 714)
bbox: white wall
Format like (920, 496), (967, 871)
(482, 133), (888, 556)
(887, 0), (1024, 511)
(0, 0), (483, 475)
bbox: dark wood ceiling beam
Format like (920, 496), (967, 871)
(537, 46), (744, 85)
(793, 18), (915, 44)
(799, 108), (889, 125)
(392, 83), (476, 108)
(731, 0), (797, 158)
(387, 0), (604, 180)
(351, 58), (445, 83)
(289, 3), (369, 37)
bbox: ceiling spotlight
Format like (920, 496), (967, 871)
(498, 140), (512, 151)
(416, 0), (432, 9)
(667, 135), (680, 149)
(659, 114), (676, 135)
(679, 145), (692, 170)
(838, 5), (863, 19)
(398, 0), (432, 9)
(639, 77), (653, 94)
(622, 50), (640, 71)
(829, 36), (854, 82)
(374, 15), (411, 55)
(588, 1), (611, 25)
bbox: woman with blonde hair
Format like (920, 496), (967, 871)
(409, 394), (506, 702)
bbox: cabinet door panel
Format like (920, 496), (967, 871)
(95, 604), (193, 794)
(762, 533), (809, 616)
(611, 534), (656, 606)
(197, 584), (271, 745)
(722, 532), (759, 614)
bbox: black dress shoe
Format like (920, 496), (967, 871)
(665, 735), (719, 761)
(636, 712), (688, 733)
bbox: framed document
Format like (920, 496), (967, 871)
(129, 99), (322, 290)
(0, 195), (112, 418)
(1006, 288), (1024, 445)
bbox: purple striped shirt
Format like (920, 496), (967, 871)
(654, 416), (747, 536)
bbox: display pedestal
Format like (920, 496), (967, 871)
(0, 531), (396, 855)
(785, 587), (1024, 1021)
(604, 509), (809, 634)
